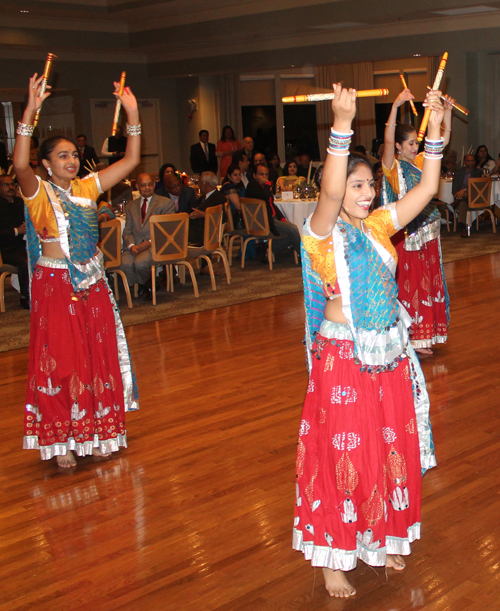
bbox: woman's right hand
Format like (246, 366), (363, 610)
(26, 73), (51, 113)
(394, 88), (414, 108)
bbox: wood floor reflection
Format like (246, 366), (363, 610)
(1, 252), (500, 610)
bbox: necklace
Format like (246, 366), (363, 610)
(49, 181), (72, 196)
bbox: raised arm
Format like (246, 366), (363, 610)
(441, 94), (455, 147)
(309, 84), (356, 237)
(97, 84), (141, 192)
(382, 89), (415, 171)
(395, 91), (445, 228)
(12, 74), (52, 198)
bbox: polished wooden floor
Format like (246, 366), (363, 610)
(1, 253), (500, 611)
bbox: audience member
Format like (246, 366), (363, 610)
(221, 164), (245, 228)
(277, 160), (306, 191)
(121, 173), (174, 298)
(268, 153), (283, 177)
(0, 175), (29, 308)
(245, 163), (301, 261)
(189, 172), (227, 249)
(101, 124), (127, 165)
(296, 153), (315, 180)
(216, 125), (241, 179)
(253, 152), (278, 187)
(233, 152), (250, 187)
(475, 145), (495, 172)
(76, 134), (100, 177)
(442, 149), (459, 174)
(156, 172), (197, 214)
(232, 136), (254, 166)
(452, 154), (483, 237)
(190, 130), (218, 175)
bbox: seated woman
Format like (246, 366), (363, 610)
(276, 160), (306, 191)
(221, 164), (245, 228)
(475, 145), (495, 172)
(268, 153), (283, 177)
(155, 162), (177, 190)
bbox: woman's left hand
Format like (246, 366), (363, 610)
(442, 94), (456, 112)
(424, 90), (445, 127)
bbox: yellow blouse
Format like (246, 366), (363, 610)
(21, 174), (102, 241)
(302, 206), (401, 298)
(382, 152), (424, 197)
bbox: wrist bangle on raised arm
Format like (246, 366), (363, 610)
(327, 127), (353, 157)
(16, 122), (35, 137)
(423, 137), (444, 160)
(126, 123), (141, 136)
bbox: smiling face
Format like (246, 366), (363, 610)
(229, 168), (242, 184)
(339, 164), (375, 227)
(396, 130), (419, 163)
(43, 140), (80, 181)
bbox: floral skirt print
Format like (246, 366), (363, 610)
(293, 321), (422, 571)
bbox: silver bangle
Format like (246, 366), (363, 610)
(16, 122), (34, 137)
(126, 123), (141, 136)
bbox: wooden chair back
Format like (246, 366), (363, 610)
(150, 213), (189, 262)
(468, 177), (492, 209)
(224, 202), (235, 232)
(203, 204), (223, 251)
(98, 219), (122, 268)
(240, 198), (270, 236)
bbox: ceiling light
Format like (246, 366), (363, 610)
(432, 5), (497, 16)
(20, 9), (29, 12)
(413, 54), (421, 57)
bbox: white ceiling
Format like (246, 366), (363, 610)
(3, 1), (500, 75)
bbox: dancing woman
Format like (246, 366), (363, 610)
(293, 84), (442, 597)
(13, 73), (141, 469)
(382, 89), (453, 355)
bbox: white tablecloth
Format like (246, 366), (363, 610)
(438, 178), (500, 226)
(275, 199), (318, 232)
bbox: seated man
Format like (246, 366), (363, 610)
(120, 173), (174, 297)
(0, 175), (29, 308)
(296, 153), (315, 180)
(189, 171), (227, 246)
(245, 164), (301, 262)
(452, 154), (483, 238)
(233, 152), (250, 188)
(155, 173), (197, 214)
(252, 152), (278, 190)
(232, 136), (254, 166)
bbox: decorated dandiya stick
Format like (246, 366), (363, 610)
(425, 86), (469, 115)
(417, 52), (448, 141)
(111, 71), (126, 136)
(33, 52), (57, 127)
(399, 74), (418, 116)
(281, 89), (389, 103)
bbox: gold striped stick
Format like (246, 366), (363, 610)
(111, 71), (126, 136)
(399, 74), (418, 116)
(426, 86), (469, 116)
(33, 53), (57, 127)
(417, 52), (448, 142)
(282, 89), (389, 103)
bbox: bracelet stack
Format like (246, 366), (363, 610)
(126, 123), (141, 136)
(16, 122), (34, 137)
(327, 128), (353, 157)
(423, 137), (444, 160)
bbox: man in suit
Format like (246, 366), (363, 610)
(452, 154), (483, 237)
(156, 174), (197, 214)
(120, 173), (174, 295)
(232, 136), (254, 167)
(252, 152), (278, 190)
(76, 134), (100, 177)
(190, 130), (218, 175)
(189, 171), (227, 246)
(101, 124), (127, 165)
(0, 175), (29, 308)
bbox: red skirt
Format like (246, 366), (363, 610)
(24, 262), (128, 459)
(293, 326), (422, 570)
(393, 231), (448, 348)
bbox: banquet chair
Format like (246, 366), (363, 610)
(187, 204), (231, 291)
(433, 199), (451, 232)
(149, 213), (199, 304)
(465, 177), (495, 236)
(223, 202), (247, 266)
(98, 219), (133, 309)
(0, 252), (18, 313)
(240, 198), (299, 270)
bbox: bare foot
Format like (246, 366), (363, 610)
(92, 447), (111, 459)
(415, 347), (433, 355)
(56, 451), (77, 469)
(386, 554), (406, 571)
(322, 568), (356, 597)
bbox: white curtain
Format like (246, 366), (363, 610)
(315, 62), (376, 160)
(216, 74), (243, 143)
